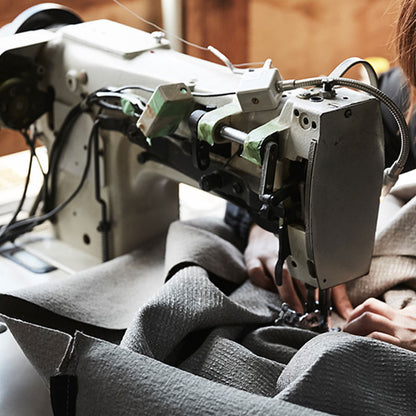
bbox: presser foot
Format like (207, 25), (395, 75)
(273, 302), (339, 333)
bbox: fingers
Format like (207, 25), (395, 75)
(245, 224), (278, 293)
(246, 258), (276, 292)
(346, 297), (395, 324)
(244, 224), (304, 312)
(343, 298), (416, 352)
(368, 331), (401, 346)
(343, 310), (397, 337)
(332, 284), (353, 320)
(343, 298), (398, 340)
(264, 256), (279, 287)
(294, 278), (307, 303)
(278, 269), (304, 313)
(247, 256), (304, 312)
(262, 255), (305, 312)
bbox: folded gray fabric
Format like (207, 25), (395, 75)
(276, 332), (416, 416)
(121, 265), (316, 398)
(0, 234), (166, 332)
(1, 188), (416, 415)
(164, 217), (246, 280)
(347, 188), (416, 308)
(0, 315), (72, 384)
(54, 329), (415, 416)
(58, 332), (329, 416)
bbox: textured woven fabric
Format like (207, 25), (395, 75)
(1, 177), (416, 414)
(115, 219), (416, 414)
(347, 172), (416, 309)
(120, 265), (315, 398)
(276, 331), (416, 416)
(59, 332), (329, 416)
(1, 234), (166, 329)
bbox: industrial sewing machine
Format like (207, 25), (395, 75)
(0, 4), (409, 330)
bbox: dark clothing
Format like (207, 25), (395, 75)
(224, 202), (252, 243)
(378, 66), (416, 171)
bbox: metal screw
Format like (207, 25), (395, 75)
(344, 109), (352, 118)
(65, 69), (88, 92)
(297, 91), (311, 99)
(232, 182), (243, 194)
(151, 31), (165, 43)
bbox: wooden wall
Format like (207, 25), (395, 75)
(184, 0), (401, 78)
(0, 0), (161, 31)
(0, 0), (402, 156)
(183, 0), (248, 65)
(248, 0), (401, 79)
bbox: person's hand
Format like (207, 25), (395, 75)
(244, 224), (353, 319)
(331, 284), (353, 320)
(343, 297), (416, 352)
(244, 223), (305, 312)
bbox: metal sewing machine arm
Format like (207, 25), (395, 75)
(0, 5), (409, 331)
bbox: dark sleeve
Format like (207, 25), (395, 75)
(378, 67), (416, 171)
(224, 202), (252, 243)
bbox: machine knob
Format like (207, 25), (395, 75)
(199, 172), (223, 192)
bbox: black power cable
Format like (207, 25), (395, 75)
(0, 120), (97, 246)
(0, 85), (146, 248)
(115, 84), (236, 98)
(92, 120), (111, 261)
(0, 134), (34, 239)
(43, 102), (86, 214)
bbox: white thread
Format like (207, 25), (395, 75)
(111, 0), (268, 72)
(112, 0), (210, 51)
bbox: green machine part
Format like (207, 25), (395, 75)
(197, 102), (287, 166)
(196, 102), (242, 146)
(242, 119), (288, 166)
(137, 82), (194, 139)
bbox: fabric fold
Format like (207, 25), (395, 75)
(55, 331), (328, 416)
(276, 332), (416, 416)
(1, 213), (416, 415)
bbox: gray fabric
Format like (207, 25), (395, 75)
(2, 177), (416, 414)
(374, 196), (416, 256)
(164, 217), (246, 281)
(276, 332), (416, 416)
(55, 266), (416, 416)
(1, 235), (166, 329)
(60, 332), (330, 416)
(347, 175), (416, 309)
(242, 326), (316, 364)
(121, 268), (281, 359)
(120, 266), (312, 398)
(178, 327), (286, 397)
(0, 315), (72, 384)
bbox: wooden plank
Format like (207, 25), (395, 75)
(0, 131), (27, 157)
(249, 0), (400, 79)
(183, 0), (248, 65)
(0, 0), (162, 29)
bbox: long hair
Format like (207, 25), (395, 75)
(397, 0), (416, 117)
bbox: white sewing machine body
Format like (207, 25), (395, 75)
(0, 13), (384, 293)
